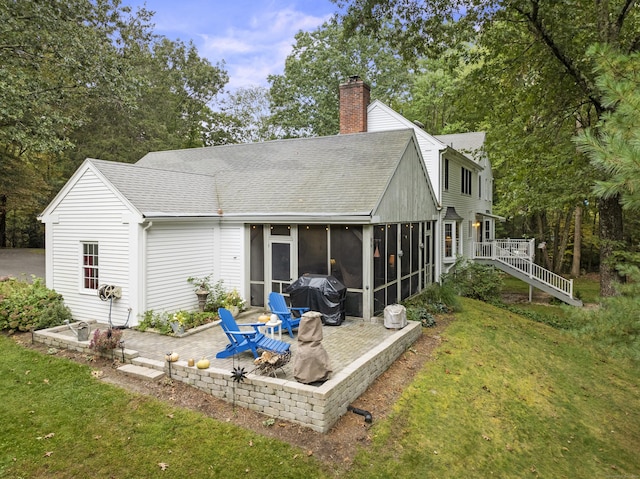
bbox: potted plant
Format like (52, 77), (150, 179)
(170, 311), (187, 335)
(222, 289), (245, 317)
(187, 275), (212, 311)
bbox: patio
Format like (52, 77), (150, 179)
(34, 310), (421, 433)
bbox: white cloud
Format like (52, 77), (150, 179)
(127, 0), (334, 90)
(196, 4), (332, 89)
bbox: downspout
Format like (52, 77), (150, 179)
(434, 205), (442, 283)
(140, 221), (153, 313)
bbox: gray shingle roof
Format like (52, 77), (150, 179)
(136, 130), (415, 216)
(93, 129), (416, 217)
(89, 159), (219, 215)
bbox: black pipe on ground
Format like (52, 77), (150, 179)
(347, 405), (372, 423)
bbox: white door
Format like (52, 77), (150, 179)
(267, 226), (296, 296)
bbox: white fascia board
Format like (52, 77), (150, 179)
(38, 158), (144, 223)
(367, 100), (446, 149)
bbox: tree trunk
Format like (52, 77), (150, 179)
(551, 213), (561, 273)
(535, 212), (552, 270)
(598, 195), (624, 297)
(554, 208), (573, 274)
(0, 195), (6, 248)
(571, 205), (583, 277)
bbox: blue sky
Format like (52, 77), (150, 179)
(123, 1), (339, 91)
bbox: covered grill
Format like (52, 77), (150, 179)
(285, 274), (346, 326)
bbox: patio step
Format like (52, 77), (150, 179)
(117, 364), (165, 380)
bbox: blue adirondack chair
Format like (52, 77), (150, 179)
(268, 292), (310, 338)
(215, 307), (290, 359)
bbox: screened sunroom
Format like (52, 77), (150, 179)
(248, 221), (436, 319)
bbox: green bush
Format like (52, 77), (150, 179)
(0, 278), (72, 333)
(566, 260), (640, 362)
(406, 306), (437, 327)
(136, 309), (218, 335)
(187, 276), (233, 312)
(403, 282), (461, 315)
(442, 258), (504, 303)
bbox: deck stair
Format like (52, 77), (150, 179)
(117, 364), (165, 380)
(473, 239), (583, 307)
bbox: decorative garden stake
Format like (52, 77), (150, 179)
(231, 366), (247, 383)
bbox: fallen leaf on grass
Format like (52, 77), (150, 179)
(482, 435), (491, 441)
(166, 413), (174, 419)
(44, 451), (53, 457)
(249, 440), (253, 447)
(91, 370), (104, 378)
(158, 462), (169, 471)
(43, 379), (49, 384)
(307, 450), (313, 456)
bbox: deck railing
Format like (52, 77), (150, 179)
(473, 239), (574, 299)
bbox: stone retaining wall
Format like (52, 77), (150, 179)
(34, 320), (421, 433)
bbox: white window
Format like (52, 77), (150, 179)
(82, 242), (99, 290)
(444, 221), (459, 260)
(461, 167), (472, 195)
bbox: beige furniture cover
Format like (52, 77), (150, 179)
(293, 311), (332, 384)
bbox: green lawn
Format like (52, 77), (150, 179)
(2, 295), (638, 478)
(501, 274), (600, 305)
(345, 298), (639, 478)
(0, 339), (328, 479)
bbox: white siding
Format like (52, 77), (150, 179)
(217, 225), (245, 298)
(441, 154), (482, 267)
(145, 222), (215, 313)
(368, 102), (443, 201)
(48, 169), (134, 326)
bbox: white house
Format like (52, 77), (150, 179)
(39, 125), (441, 325)
(42, 77), (577, 327)
(366, 94), (498, 276)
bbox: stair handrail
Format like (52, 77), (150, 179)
(492, 243), (574, 298)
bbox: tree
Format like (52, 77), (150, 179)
(67, 37), (228, 166)
(336, 0), (640, 294)
(0, 0), (228, 246)
(269, 19), (413, 137)
(575, 45), (640, 212)
(0, 0), (150, 246)
(206, 86), (284, 144)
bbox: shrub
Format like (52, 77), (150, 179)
(187, 276), (230, 312)
(442, 258), (503, 303)
(406, 306), (437, 327)
(136, 309), (218, 335)
(403, 282), (461, 315)
(0, 278), (72, 333)
(136, 310), (172, 334)
(89, 328), (123, 353)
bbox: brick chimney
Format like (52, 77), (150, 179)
(339, 75), (370, 134)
